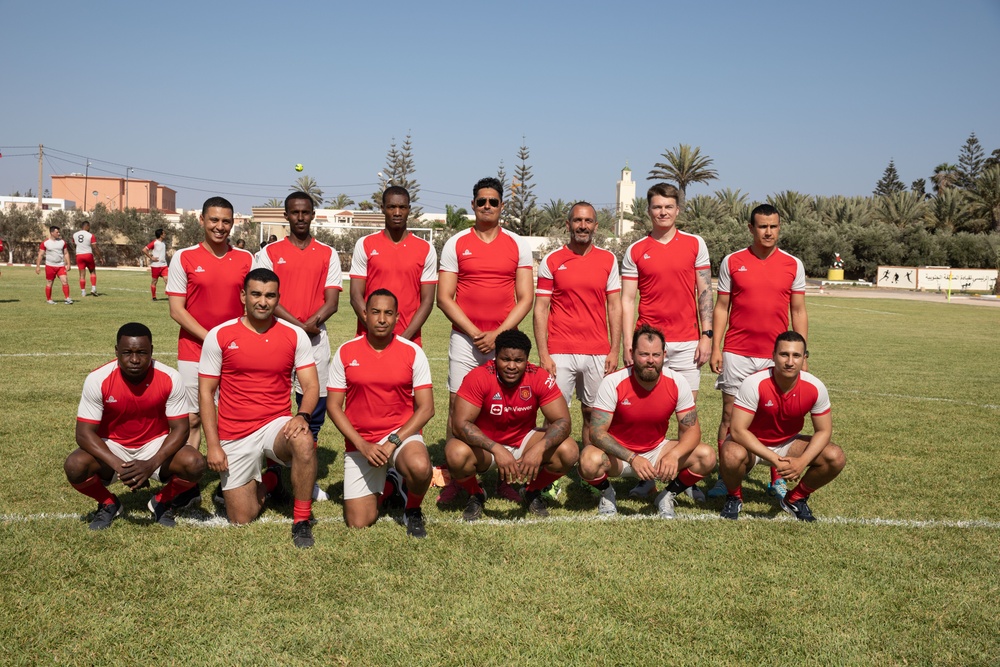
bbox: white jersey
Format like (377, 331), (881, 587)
(73, 230), (95, 256)
(41, 239), (67, 266)
(146, 239), (168, 267)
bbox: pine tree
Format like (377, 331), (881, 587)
(911, 178), (927, 198)
(373, 133), (422, 221)
(873, 159), (906, 197)
(504, 138), (538, 236)
(956, 132), (985, 191)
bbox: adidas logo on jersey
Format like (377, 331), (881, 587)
(622, 398), (631, 406)
(557, 264), (567, 271)
(764, 400), (774, 407)
(492, 392), (502, 400)
(106, 395), (118, 404)
(195, 266), (206, 273)
(277, 257), (287, 264)
(227, 342), (240, 350)
(349, 359), (360, 367)
(737, 265), (748, 272)
(462, 249), (472, 256)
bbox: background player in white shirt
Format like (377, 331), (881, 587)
(72, 220), (102, 297)
(35, 225), (73, 304)
(142, 228), (169, 301)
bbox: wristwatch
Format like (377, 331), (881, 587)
(387, 433), (403, 447)
(701, 330), (714, 339)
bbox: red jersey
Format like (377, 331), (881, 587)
(592, 366), (695, 453)
(439, 227), (532, 333)
(536, 245), (621, 355)
(253, 237), (342, 324)
(199, 317), (315, 440)
(717, 247), (806, 358)
(621, 231), (710, 342)
(734, 369), (830, 446)
(77, 360), (187, 448)
(349, 230), (437, 343)
(165, 244), (254, 362)
(327, 334), (432, 451)
(457, 360), (562, 447)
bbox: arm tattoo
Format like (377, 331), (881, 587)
(678, 407), (699, 430)
(589, 410), (635, 462)
(457, 421), (496, 452)
(542, 417), (570, 450)
(696, 268), (713, 328)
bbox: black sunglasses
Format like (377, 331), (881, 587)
(475, 197), (501, 207)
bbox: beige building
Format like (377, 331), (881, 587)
(51, 174), (176, 213)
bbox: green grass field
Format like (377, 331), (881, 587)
(1, 265), (998, 666)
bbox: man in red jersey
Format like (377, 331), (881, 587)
(718, 332), (845, 521)
(65, 322), (205, 530)
(349, 186), (437, 345)
(327, 289), (435, 538)
(253, 192), (341, 453)
(445, 329), (578, 521)
(709, 204), (808, 499)
(35, 225), (72, 304)
(534, 201), (622, 450)
(142, 229), (169, 301)
(437, 177), (534, 504)
(621, 184), (713, 500)
(166, 196), (253, 451)
(579, 324), (715, 518)
(199, 268), (320, 548)
(72, 220), (102, 298)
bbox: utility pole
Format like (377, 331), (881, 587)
(38, 144), (44, 209)
(83, 158), (91, 212)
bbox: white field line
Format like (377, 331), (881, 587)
(808, 302), (901, 315)
(3, 509), (999, 531)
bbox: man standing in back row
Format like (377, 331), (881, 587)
(72, 220), (102, 298)
(143, 229), (169, 301)
(36, 225), (73, 304)
(709, 203), (808, 499)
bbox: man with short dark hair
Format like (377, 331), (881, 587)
(199, 268), (320, 548)
(327, 289), (435, 538)
(35, 225), (72, 304)
(65, 322), (205, 530)
(349, 186), (437, 345)
(142, 229), (169, 301)
(718, 331), (845, 521)
(444, 329), (578, 521)
(72, 220), (102, 298)
(579, 324), (716, 518)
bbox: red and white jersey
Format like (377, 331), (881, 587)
(439, 227), (532, 333)
(199, 318), (315, 440)
(40, 238), (67, 266)
(734, 368), (830, 446)
(72, 230), (95, 256)
(166, 244), (254, 362)
(536, 245), (620, 355)
(327, 334), (432, 451)
(349, 230), (437, 342)
(457, 360), (562, 447)
(621, 231), (710, 342)
(254, 237), (342, 324)
(77, 359), (187, 448)
(592, 366), (695, 453)
(145, 239), (168, 267)
(718, 247), (806, 358)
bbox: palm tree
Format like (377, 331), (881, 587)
(646, 144), (719, 197)
(262, 197), (284, 208)
(290, 175), (324, 208)
(684, 194), (722, 223)
(968, 166), (1000, 232)
(873, 191), (930, 228)
(625, 196), (650, 233)
(327, 193), (355, 210)
(931, 164), (959, 195)
(538, 199), (572, 235)
(713, 188), (749, 219)
(767, 190), (811, 224)
(929, 188), (971, 233)
(445, 204), (472, 230)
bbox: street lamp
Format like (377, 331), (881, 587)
(83, 159), (92, 211)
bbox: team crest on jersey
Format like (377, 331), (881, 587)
(764, 400), (774, 407)
(227, 342), (239, 350)
(557, 264), (567, 271)
(462, 249), (472, 256)
(106, 395), (118, 404)
(642, 253), (651, 260)
(277, 257), (287, 264)
(519, 386), (531, 401)
(370, 249), (379, 256)
(349, 359), (360, 367)
(737, 265), (748, 272)
(195, 266), (206, 273)
(490, 404), (503, 415)
(622, 398), (631, 406)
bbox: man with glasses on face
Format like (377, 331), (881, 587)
(436, 177), (534, 505)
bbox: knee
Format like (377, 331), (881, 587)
(289, 433), (317, 461)
(403, 454), (433, 485)
(578, 446), (605, 479)
(693, 443), (717, 474)
(63, 450), (91, 483)
(824, 443), (846, 471)
(178, 447), (207, 480)
(718, 441), (746, 471)
(551, 439), (579, 471)
(444, 439), (470, 471)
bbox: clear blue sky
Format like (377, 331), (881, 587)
(2, 0), (998, 216)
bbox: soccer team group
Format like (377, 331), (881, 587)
(52, 177), (847, 547)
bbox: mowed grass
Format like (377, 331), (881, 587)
(0, 265), (998, 666)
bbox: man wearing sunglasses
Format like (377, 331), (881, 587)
(437, 177), (534, 505)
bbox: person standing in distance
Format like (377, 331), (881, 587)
(72, 220), (102, 298)
(142, 229), (169, 301)
(36, 225), (73, 304)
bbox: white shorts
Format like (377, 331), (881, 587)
(744, 435), (802, 470)
(617, 438), (676, 478)
(448, 330), (493, 393)
(485, 429), (538, 471)
(343, 434), (425, 500)
(294, 325), (329, 399)
(219, 416), (291, 490)
(664, 340), (702, 394)
(551, 353), (605, 406)
(178, 360), (200, 414)
(714, 352), (773, 395)
(104, 434), (169, 483)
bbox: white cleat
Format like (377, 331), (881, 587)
(597, 485), (617, 516)
(656, 490), (677, 519)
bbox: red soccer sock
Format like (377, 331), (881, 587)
(61, 283), (69, 298)
(786, 482), (816, 504)
(405, 492), (425, 510)
(455, 475), (484, 497)
(677, 468), (704, 487)
(45, 285), (52, 300)
(587, 473), (609, 487)
(526, 469), (563, 493)
(90, 275), (97, 288)
(261, 469), (280, 494)
(293, 499), (312, 523)
(79, 278), (86, 290)
(155, 477), (196, 505)
(72, 475), (116, 505)
(731, 485), (743, 500)
(151, 285), (157, 298)
(770, 467), (781, 484)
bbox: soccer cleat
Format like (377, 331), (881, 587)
(720, 494), (743, 520)
(170, 485), (202, 511)
(628, 479), (657, 498)
(780, 496), (817, 522)
(686, 485), (706, 502)
(462, 493), (486, 522)
(768, 478), (788, 499)
(47, 300), (57, 305)
(436, 479), (461, 505)
(312, 483), (330, 502)
(495, 479), (522, 502)
(147, 496), (177, 528)
(64, 298), (73, 304)
(88, 498), (122, 530)
(292, 520), (314, 548)
(525, 492), (549, 518)
(151, 297), (158, 301)
(384, 467), (407, 510)
(655, 489), (677, 519)
(707, 478), (728, 498)
(597, 484), (617, 516)
(91, 289), (98, 296)
(403, 508), (427, 538)
(539, 477), (565, 502)
(81, 290), (87, 298)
